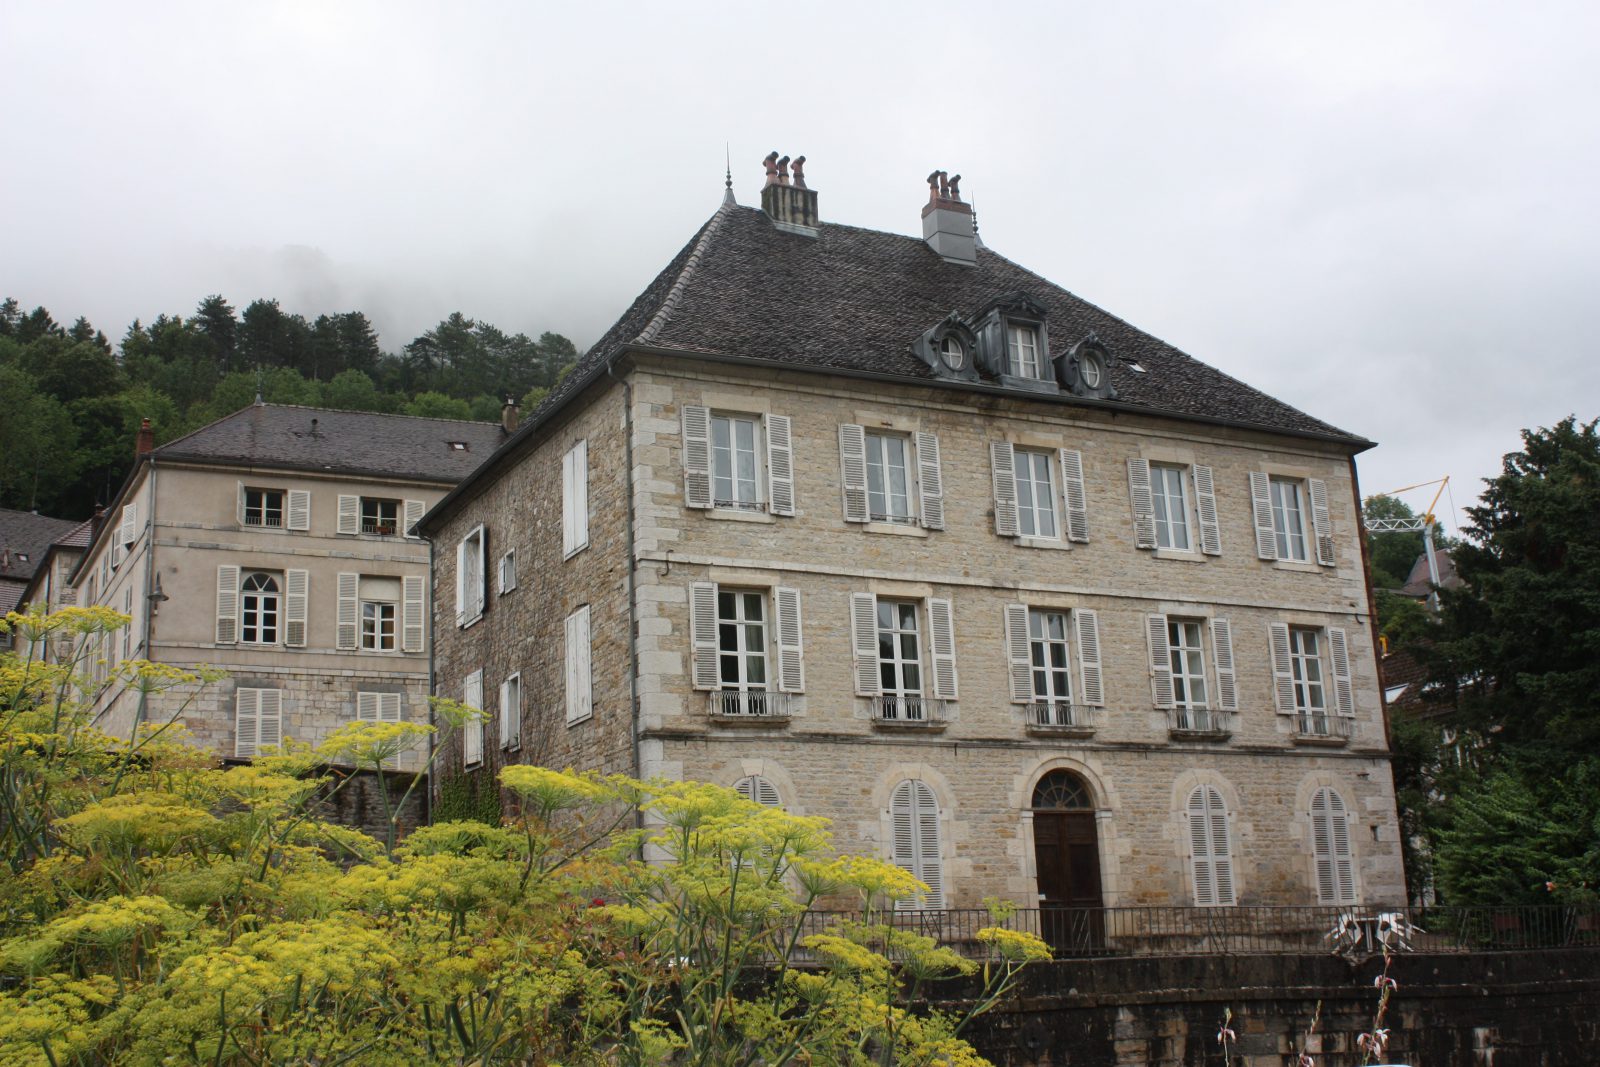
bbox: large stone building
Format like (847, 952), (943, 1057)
(67, 403), (503, 773)
(0, 506), (83, 648)
(420, 163), (1405, 914)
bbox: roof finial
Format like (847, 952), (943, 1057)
(971, 196), (983, 248)
(254, 367), (264, 406)
(723, 143), (736, 206)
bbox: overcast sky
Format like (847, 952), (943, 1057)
(5, 1), (1596, 532)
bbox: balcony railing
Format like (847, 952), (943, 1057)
(708, 690), (793, 719)
(1294, 712), (1353, 744)
(361, 521), (399, 535)
(871, 695), (948, 726)
(1027, 701), (1096, 736)
(1168, 707), (1233, 739)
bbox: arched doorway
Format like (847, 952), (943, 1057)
(1031, 769), (1104, 950)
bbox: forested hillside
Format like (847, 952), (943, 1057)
(0, 296), (578, 519)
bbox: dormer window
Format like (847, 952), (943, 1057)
(912, 315), (979, 381)
(938, 335), (965, 372)
(1064, 334), (1120, 401)
(1007, 323), (1044, 380)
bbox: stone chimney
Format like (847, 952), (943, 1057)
(922, 170), (975, 264)
(501, 397), (519, 434)
(760, 151), (819, 235)
(135, 418), (155, 458)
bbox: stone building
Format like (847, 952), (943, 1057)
(419, 162), (1406, 913)
(67, 403), (503, 776)
(0, 506), (83, 648)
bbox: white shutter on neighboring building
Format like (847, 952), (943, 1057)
(563, 441), (589, 557)
(286, 490), (311, 531)
(1210, 618), (1238, 711)
(235, 688), (259, 757)
(1188, 786), (1236, 907)
(500, 674), (522, 751)
(1145, 613), (1174, 708)
(455, 539), (467, 626)
(565, 605), (592, 724)
(849, 592), (881, 696)
(890, 779), (943, 909)
(357, 692), (401, 722)
(1328, 628), (1355, 717)
(689, 582), (720, 691)
(336, 572), (359, 650)
(1075, 609), (1104, 707)
(1003, 603), (1033, 704)
(1308, 478), (1336, 566)
(1127, 458), (1157, 549)
(914, 431), (944, 530)
(766, 414), (796, 516)
(1268, 622), (1296, 714)
(284, 569), (308, 647)
(1060, 449), (1089, 544)
(1249, 472), (1278, 560)
(838, 424), (869, 523)
(216, 565), (240, 645)
(774, 587), (805, 693)
(403, 499), (425, 538)
(401, 575), (425, 653)
(1311, 788), (1357, 904)
(337, 495), (360, 535)
(463, 670), (484, 767)
(990, 442), (1020, 537)
(735, 775), (781, 808)
(927, 597), (957, 700)
(1193, 465), (1222, 556)
(257, 690), (282, 752)
(681, 405), (713, 510)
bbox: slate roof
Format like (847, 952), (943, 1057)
(153, 404), (506, 483)
(0, 508), (80, 583)
(1401, 548), (1461, 599)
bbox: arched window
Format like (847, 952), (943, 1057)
(734, 774), (780, 808)
(1186, 785), (1236, 907)
(890, 779), (943, 909)
(1032, 769), (1093, 810)
(241, 572), (280, 645)
(1310, 787), (1357, 905)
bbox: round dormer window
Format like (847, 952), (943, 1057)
(939, 335), (966, 371)
(1080, 351), (1103, 388)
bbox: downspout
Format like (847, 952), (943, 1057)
(606, 356), (643, 821)
(425, 536), (435, 826)
(132, 457), (159, 739)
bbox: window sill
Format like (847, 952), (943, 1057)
(706, 508), (776, 524)
(563, 543), (589, 562)
(997, 374), (1059, 395)
(1016, 536), (1070, 552)
(863, 521), (928, 538)
(710, 712), (792, 727)
(1270, 558), (1323, 574)
(1169, 727), (1233, 743)
(1292, 733), (1350, 748)
(1026, 722), (1096, 740)
(1153, 547), (1206, 563)
(872, 718), (948, 733)
(566, 713), (593, 728)
(459, 614), (484, 631)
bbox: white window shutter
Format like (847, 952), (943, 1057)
(381, 693), (402, 723)
(689, 582), (720, 691)
(1308, 478), (1336, 566)
(1210, 618), (1238, 711)
(563, 441), (589, 556)
(403, 499), (425, 538)
(286, 490), (310, 531)
(1269, 622), (1296, 715)
(337, 495), (359, 536)
(1330, 793), (1356, 903)
(1328, 628), (1355, 717)
(1188, 786), (1235, 907)
(1075, 609), (1104, 707)
(681, 405), (713, 509)
(336, 572), (359, 650)
(236, 481), (246, 525)
(463, 670), (484, 766)
(1128, 458), (1157, 549)
(849, 592), (881, 696)
(402, 575), (425, 653)
(215, 565), (240, 645)
(1193, 465), (1222, 556)
(235, 688), (259, 757)
(1145, 613), (1174, 708)
(1312, 788), (1356, 904)
(1249, 472), (1278, 560)
(775, 587), (805, 693)
(766, 414), (796, 516)
(284, 569), (308, 647)
(928, 597), (957, 699)
(838, 424), (869, 523)
(472, 528), (487, 618)
(455, 539), (467, 625)
(257, 689), (282, 752)
(566, 606), (592, 723)
(736, 775), (781, 808)
(914, 431), (944, 530)
(119, 504), (136, 548)
(1060, 449), (1090, 543)
(357, 692), (380, 721)
(990, 442), (1020, 537)
(500, 676), (521, 750)
(890, 780), (943, 910)
(1004, 603), (1033, 704)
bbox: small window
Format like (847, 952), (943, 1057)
(1169, 619), (1209, 712)
(361, 602), (397, 651)
(498, 550), (517, 595)
(864, 432), (916, 525)
(1006, 322), (1045, 380)
(1151, 465), (1191, 551)
(240, 572), (280, 644)
(876, 599), (924, 719)
(360, 497), (400, 536)
(1289, 627), (1330, 733)
(711, 414), (764, 511)
(1028, 608), (1073, 723)
(1269, 477), (1310, 562)
(714, 589), (770, 715)
(449, 441), (469, 451)
(243, 488), (285, 528)
(1014, 450), (1059, 539)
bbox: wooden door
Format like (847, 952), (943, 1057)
(1034, 811), (1104, 951)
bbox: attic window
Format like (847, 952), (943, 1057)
(1127, 362), (1147, 373)
(938, 335), (966, 372)
(16, 553), (27, 562)
(1006, 323), (1045, 380)
(448, 441), (469, 451)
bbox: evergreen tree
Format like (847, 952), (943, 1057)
(192, 295), (240, 374)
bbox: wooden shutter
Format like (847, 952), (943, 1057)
(403, 499), (425, 538)
(766, 414), (796, 516)
(1269, 622), (1296, 715)
(258, 689), (282, 752)
(1210, 618), (1237, 711)
(838, 424), (869, 523)
(1004, 603), (1033, 703)
(1060, 449), (1089, 543)
(1193, 465), (1222, 556)
(928, 597), (957, 699)
(850, 592), (881, 696)
(336, 572), (359, 650)
(1127, 458), (1157, 549)
(1328, 628), (1354, 717)
(455, 538), (467, 625)
(216, 565), (240, 645)
(118, 504), (136, 554)
(1145, 613), (1173, 708)
(235, 688), (259, 757)
(1311, 788), (1355, 904)
(914, 431), (944, 530)
(500, 675), (521, 750)
(286, 490), (310, 531)
(990, 442), (1019, 536)
(566, 606), (592, 723)
(357, 692), (380, 721)
(1308, 478), (1336, 566)
(380, 693), (401, 722)
(689, 582), (720, 691)
(775, 587), (805, 693)
(337, 495), (360, 535)
(681, 404), (713, 509)
(284, 569), (308, 647)
(1249, 472), (1278, 560)
(1188, 786), (1235, 907)
(1075, 609), (1104, 707)
(563, 441), (589, 555)
(736, 775), (781, 808)
(463, 671), (484, 766)
(891, 780), (943, 909)
(402, 575), (425, 653)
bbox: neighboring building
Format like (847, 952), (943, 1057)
(0, 507), (83, 649)
(67, 403), (503, 775)
(420, 161), (1407, 913)
(1398, 547), (1461, 603)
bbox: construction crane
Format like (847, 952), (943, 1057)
(1364, 476), (1449, 610)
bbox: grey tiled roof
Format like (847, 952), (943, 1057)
(0, 508), (80, 582)
(153, 404), (506, 483)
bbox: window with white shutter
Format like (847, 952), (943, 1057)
(889, 779), (944, 909)
(1308, 478), (1336, 566)
(1145, 613), (1174, 708)
(1060, 449), (1089, 543)
(401, 575), (425, 653)
(336, 572), (359, 650)
(927, 598), (957, 699)
(284, 569), (308, 647)
(849, 592), (881, 696)
(990, 442), (1020, 537)
(1249, 472), (1278, 560)
(765, 414), (796, 516)
(1210, 618), (1237, 712)
(235, 687), (283, 758)
(337, 495), (360, 536)
(1328, 627), (1355, 718)
(838, 424), (870, 523)
(403, 499), (425, 539)
(1075, 609), (1104, 707)
(689, 582), (722, 692)
(1187, 785), (1236, 907)
(914, 431), (944, 530)
(286, 490), (311, 531)
(735, 775), (781, 808)
(1193, 466), (1222, 556)
(498, 550), (517, 595)
(215, 564), (240, 645)
(456, 526), (486, 626)
(681, 405), (713, 510)
(1127, 458), (1157, 550)
(563, 441), (589, 558)
(462, 670), (484, 768)
(499, 673), (522, 751)
(357, 691), (402, 722)
(774, 587), (805, 694)
(565, 605), (592, 724)
(1310, 787), (1357, 904)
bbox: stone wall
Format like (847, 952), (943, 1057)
(316, 766), (427, 841)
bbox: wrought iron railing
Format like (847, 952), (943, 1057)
(788, 905), (1600, 961)
(708, 690), (793, 718)
(1027, 702), (1096, 731)
(871, 696), (948, 724)
(1169, 707), (1233, 737)
(1295, 712), (1353, 741)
